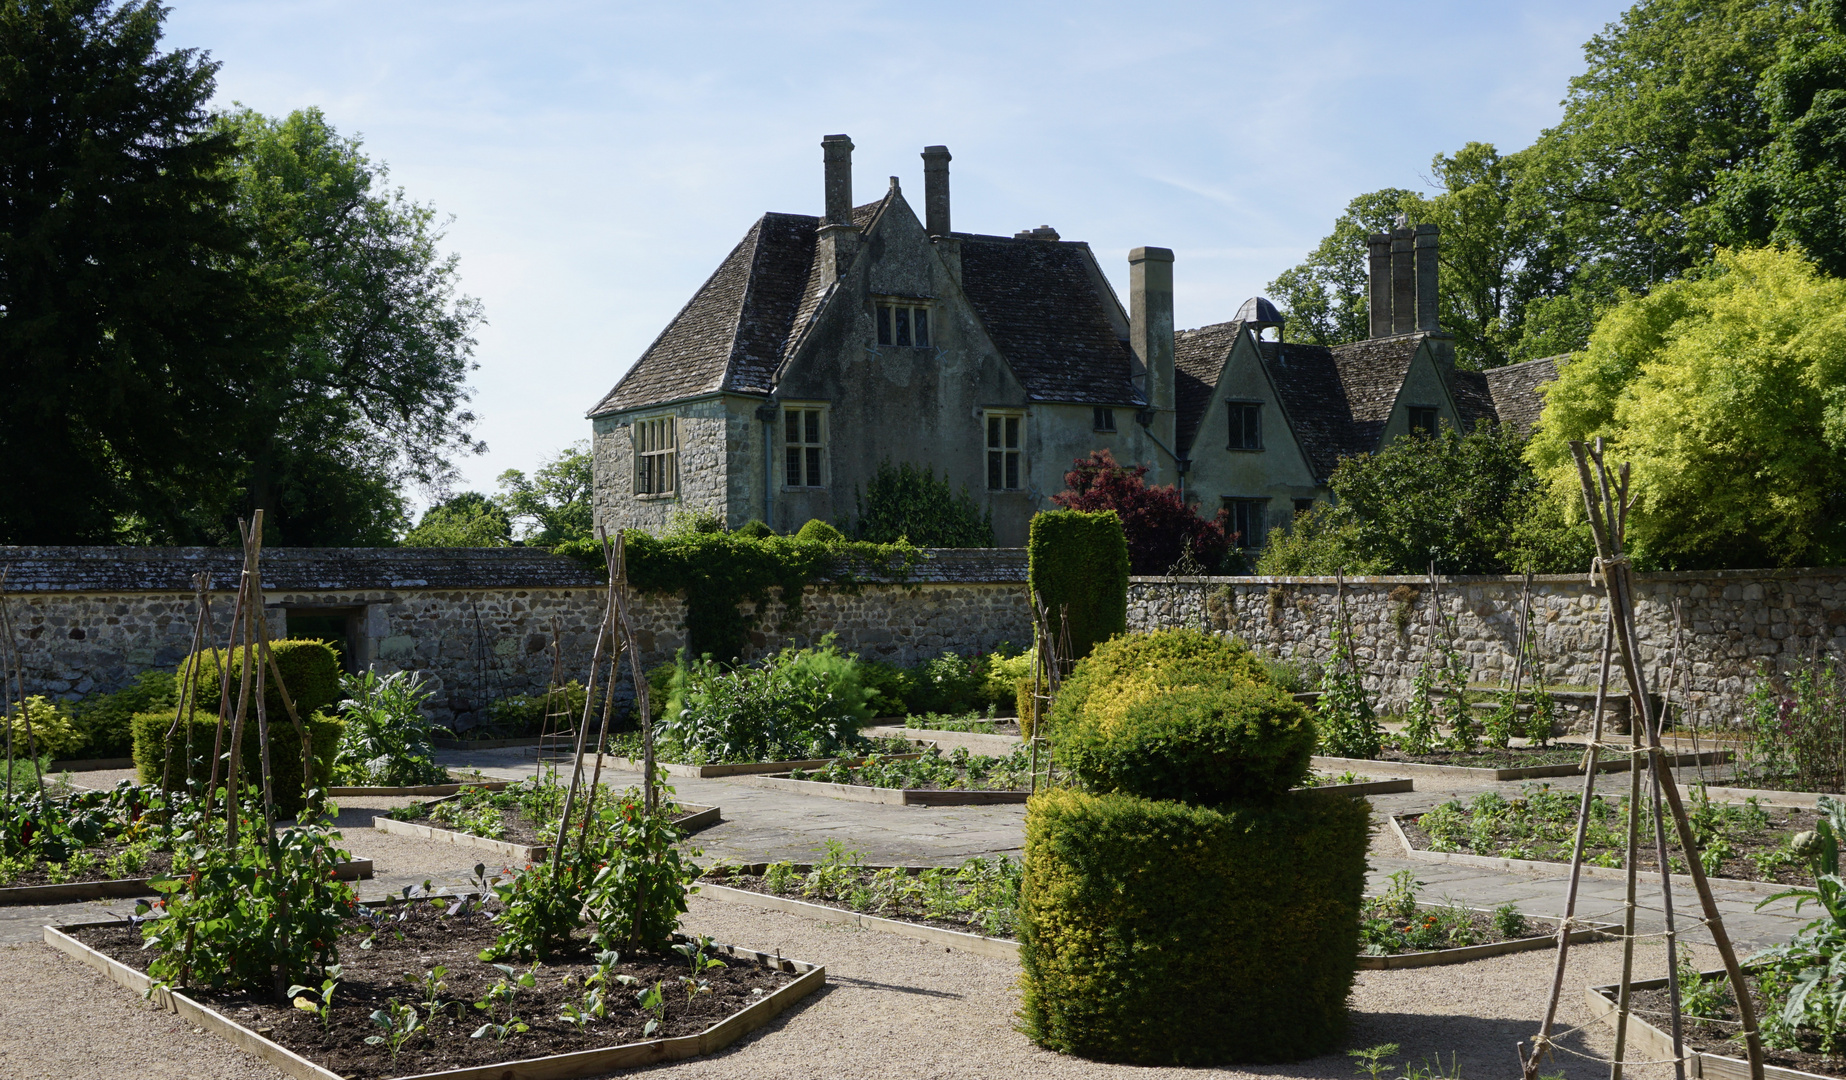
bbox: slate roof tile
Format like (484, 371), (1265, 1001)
(1173, 320), (1244, 453)
(1483, 354), (1561, 437)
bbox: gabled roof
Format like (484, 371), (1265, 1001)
(1483, 354), (1562, 437)
(1328, 334), (1425, 452)
(1173, 320), (1245, 451)
(955, 234), (1141, 405)
(1447, 368), (1499, 431)
(588, 199), (888, 417)
(1263, 341), (1364, 481)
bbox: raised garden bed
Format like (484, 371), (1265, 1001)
(1389, 788), (1818, 895)
(377, 798), (720, 863)
(861, 724), (1022, 757)
(740, 773), (1030, 806)
(2, 857), (372, 905)
(47, 901), (824, 1080)
(46, 756), (137, 772)
(600, 751), (927, 779)
(1358, 873), (1610, 969)
(1314, 746), (1731, 782)
(1587, 969), (1838, 1080)
(328, 770), (512, 798)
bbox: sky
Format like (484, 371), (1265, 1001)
(162, 0), (1627, 507)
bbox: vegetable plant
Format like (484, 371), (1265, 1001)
(333, 669), (448, 787)
(288, 965), (342, 1030)
(365, 1000), (423, 1067)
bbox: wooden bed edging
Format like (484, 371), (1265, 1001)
(699, 881), (1022, 961)
(1585, 971), (1825, 1080)
(0, 859), (372, 906)
(1357, 910), (1614, 970)
(600, 751), (928, 779)
(1308, 777), (1413, 796)
(373, 804), (722, 864)
(1313, 748), (1731, 782)
(44, 919), (826, 1080)
(327, 780), (512, 797)
(1386, 814), (1795, 898)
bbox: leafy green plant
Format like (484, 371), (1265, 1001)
(365, 999), (423, 1067)
(658, 636), (871, 764)
(636, 981), (667, 1037)
(762, 860), (796, 893)
(852, 460), (994, 547)
(332, 669), (448, 786)
(480, 860), (583, 961)
(1491, 903), (1527, 939)
(1677, 944), (1733, 1020)
(288, 964), (342, 1030)
(1398, 661), (1441, 755)
(1026, 509), (1130, 660)
(408, 965), (447, 1019)
(581, 787), (700, 951)
(1350, 1042), (1400, 1080)
(1317, 623), (1381, 759)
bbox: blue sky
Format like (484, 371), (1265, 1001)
(164, 0), (1625, 504)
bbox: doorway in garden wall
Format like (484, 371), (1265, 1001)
(283, 606), (366, 674)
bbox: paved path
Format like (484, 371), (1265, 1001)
(3, 748), (1815, 955)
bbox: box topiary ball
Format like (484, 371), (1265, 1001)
(1060, 682), (1315, 805)
(1048, 628), (1269, 735)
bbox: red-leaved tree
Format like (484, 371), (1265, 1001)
(1050, 450), (1233, 574)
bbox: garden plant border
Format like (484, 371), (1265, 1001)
(42, 914), (827, 1080)
(1585, 968), (1825, 1080)
(1357, 906), (1615, 970)
(327, 780), (513, 797)
(1313, 748), (1731, 782)
(699, 863), (1021, 960)
(373, 804), (721, 862)
(602, 752), (928, 779)
(0, 859), (373, 906)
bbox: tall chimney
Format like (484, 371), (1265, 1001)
(1367, 233), (1393, 339)
(1129, 247), (1176, 433)
(1390, 227), (1416, 335)
(1414, 223), (1440, 331)
(822, 134), (853, 225)
(921, 145), (951, 236)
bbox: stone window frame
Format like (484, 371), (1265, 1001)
(1093, 406), (1116, 433)
(783, 402), (828, 489)
(1408, 405), (1440, 438)
(1227, 400), (1263, 451)
(633, 412), (678, 498)
(1221, 496), (1269, 548)
(985, 409), (1025, 491)
(874, 297), (933, 349)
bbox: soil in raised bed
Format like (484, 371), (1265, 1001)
(1400, 787), (1819, 885)
(70, 899), (795, 1080)
(1629, 979), (1846, 1078)
(785, 749), (1034, 793)
(0, 840), (173, 891)
(707, 855), (1021, 939)
(388, 789), (705, 851)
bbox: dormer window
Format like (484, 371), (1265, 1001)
(876, 302), (931, 348)
(1228, 402), (1262, 450)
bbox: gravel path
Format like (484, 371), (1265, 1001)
(0, 893), (1695, 1080)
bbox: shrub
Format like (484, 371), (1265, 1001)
(1051, 450), (1232, 573)
(794, 518), (845, 543)
(485, 680), (593, 738)
(70, 671), (177, 758)
(332, 670), (447, 786)
(905, 651), (986, 715)
(183, 639), (343, 722)
(1027, 510), (1129, 662)
(659, 636), (870, 763)
(131, 709), (343, 818)
(733, 519), (775, 538)
(1047, 629), (1269, 741)
(983, 648), (1033, 714)
(1019, 788), (1368, 1064)
(6, 696), (85, 758)
(852, 461), (993, 547)
(1059, 684), (1315, 805)
(857, 659), (915, 718)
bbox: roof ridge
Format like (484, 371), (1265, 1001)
(1487, 352), (1571, 373)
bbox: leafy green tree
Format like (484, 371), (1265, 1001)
(402, 492), (510, 547)
(852, 461), (993, 547)
(0, 0), (255, 543)
(1706, 1), (1846, 275)
(218, 106), (484, 546)
(1527, 245), (1846, 570)
(1252, 504), (1386, 577)
(495, 441), (593, 547)
(1266, 189), (1413, 348)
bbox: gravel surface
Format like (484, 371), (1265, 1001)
(2, 890), (1701, 1079)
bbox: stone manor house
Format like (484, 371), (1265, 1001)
(589, 136), (1556, 548)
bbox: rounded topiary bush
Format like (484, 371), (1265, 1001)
(733, 519), (776, 538)
(1060, 683), (1315, 805)
(1019, 787), (1368, 1065)
(1047, 628), (1269, 737)
(183, 639), (343, 720)
(793, 518), (845, 543)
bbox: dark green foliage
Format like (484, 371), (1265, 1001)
(1019, 788), (1369, 1064)
(71, 671), (177, 758)
(857, 659), (915, 718)
(130, 709), (343, 818)
(1059, 684), (1315, 806)
(403, 492), (510, 547)
(1027, 511), (1128, 661)
(852, 461), (993, 547)
(1048, 629), (1271, 737)
(658, 639), (870, 764)
(733, 519), (775, 538)
(183, 639), (343, 722)
(494, 441), (592, 548)
(904, 651), (987, 716)
(794, 518), (845, 543)
(0, 0), (254, 542)
(623, 530), (920, 663)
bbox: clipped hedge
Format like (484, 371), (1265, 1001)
(1060, 683), (1315, 805)
(1027, 510), (1128, 661)
(183, 639), (343, 722)
(1019, 788), (1368, 1064)
(1047, 628), (1269, 740)
(131, 709), (343, 819)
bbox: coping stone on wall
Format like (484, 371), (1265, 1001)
(0, 547), (604, 593)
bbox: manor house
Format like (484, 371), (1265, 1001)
(588, 135), (1555, 548)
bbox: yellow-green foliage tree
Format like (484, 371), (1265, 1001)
(1528, 246), (1846, 570)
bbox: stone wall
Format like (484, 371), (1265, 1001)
(1128, 570), (1846, 727)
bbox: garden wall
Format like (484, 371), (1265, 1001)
(1, 546), (1032, 729)
(1128, 569), (1846, 728)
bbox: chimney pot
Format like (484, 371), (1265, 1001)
(1390, 228), (1415, 335)
(822, 134), (853, 226)
(921, 145), (951, 236)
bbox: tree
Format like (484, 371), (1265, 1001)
(0, 0), (255, 543)
(1050, 450), (1231, 575)
(495, 442), (593, 547)
(1266, 189), (1414, 348)
(852, 461), (993, 547)
(219, 106), (484, 546)
(1527, 245), (1846, 570)
(403, 492), (510, 547)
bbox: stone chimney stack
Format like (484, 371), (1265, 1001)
(1129, 247), (1176, 439)
(818, 134), (858, 279)
(1390, 227), (1416, 335)
(822, 134), (853, 225)
(1414, 224), (1440, 331)
(921, 145), (951, 236)
(1367, 233), (1393, 339)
